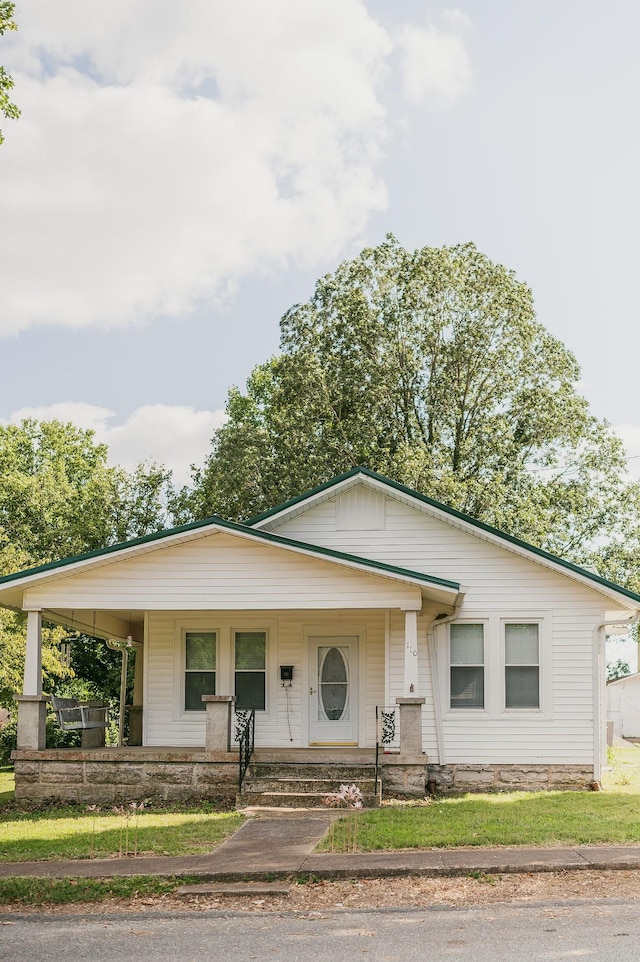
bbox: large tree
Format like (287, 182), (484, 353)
(183, 237), (634, 564)
(0, 2), (19, 145)
(0, 419), (172, 710)
(0, 419), (171, 565)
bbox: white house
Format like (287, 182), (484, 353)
(2, 467), (639, 805)
(607, 672), (640, 740)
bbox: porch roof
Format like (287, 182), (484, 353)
(0, 511), (463, 623)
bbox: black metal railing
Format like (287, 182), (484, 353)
(374, 704), (399, 798)
(237, 708), (255, 792)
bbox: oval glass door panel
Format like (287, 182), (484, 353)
(319, 646), (349, 721)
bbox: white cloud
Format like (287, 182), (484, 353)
(0, 1), (473, 337)
(0, 0), (392, 335)
(6, 402), (224, 486)
(396, 12), (472, 108)
(615, 424), (640, 481)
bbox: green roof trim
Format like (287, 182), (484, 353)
(0, 514), (229, 586)
(2, 465), (638, 607)
(246, 466), (640, 607)
(0, 504), (460, 595)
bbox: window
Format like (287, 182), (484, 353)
(505, 623), (540, 709)
(184, 631), (216, 711)
(450, 623), (484, 709)
(234, 631), (266, 710)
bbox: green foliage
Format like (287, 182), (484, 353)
(0, 764), (14, 801)
(0, 716), (17, 765)
(0, 2), (19, 145)
(0, 714), (84, 765)
(607, 659), (631, 681)
(0, 420), (171, 563)
(184, 237), (633, 568)
(0, 608), (73, 710)
(0, 419), (172, 710)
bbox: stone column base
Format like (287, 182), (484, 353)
(202, 695), (236, 751)
(15, 695), (49, 750)
(127, 705), (143, 746)
(396, 697), (425, 755)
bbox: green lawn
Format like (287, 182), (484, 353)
(1, 749), (640, 907)
(0, 875), (198, 906)
(0, 803), (244, 862)
(320, 746), (640, 853)
(0, 766), (14, 804)
(2, 748), (640, 864)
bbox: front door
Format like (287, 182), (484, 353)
(309, 636), (358, 744)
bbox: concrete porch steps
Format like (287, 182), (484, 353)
(237, 761), (381, 809)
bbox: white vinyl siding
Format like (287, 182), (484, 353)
(18, 476), (633, 773)
(23, 531), (421, 611)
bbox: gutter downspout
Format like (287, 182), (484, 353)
(593, 614), (639, 783)
(426, 590), (466, 766)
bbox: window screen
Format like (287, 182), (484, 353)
(235, 631), (266, 711)
(184, 631), (216, 711)
(505, 623), (539, 709)
(450, 623), (484, 709)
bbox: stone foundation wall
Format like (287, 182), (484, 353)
(11, 750), (238, 805)
(11, 751), (597, 805)
(381, 758), (428, 796)
(427, 763), (596, 794)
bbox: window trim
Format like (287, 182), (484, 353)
(446, 620), (488, 714)
(440, 612), (552, 720)
(502, 619), (543, 713)
(174, 622), (223, 721)
(183, 629), (217, 712)
(233, 628), (269, 713)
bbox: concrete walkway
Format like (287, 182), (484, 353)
(2, 809), (640, 881)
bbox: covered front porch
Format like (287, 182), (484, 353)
(12, 600), (443, 805)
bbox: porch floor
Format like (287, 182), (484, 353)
(13, 746), (379, 763)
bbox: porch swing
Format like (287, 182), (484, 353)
(50, 695), (110, 732)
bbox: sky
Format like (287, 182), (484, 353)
(1, 0), (640, 490)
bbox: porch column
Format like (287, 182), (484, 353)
(15, 611), (48, 750)
(402, 608), (419, 695)
(128, 645), (144, 747)
(23, 610), (43, 696)
(395, 697), (426, 755)
(202, 695), (236, 751)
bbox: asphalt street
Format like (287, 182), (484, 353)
(3, 901), (640, 962)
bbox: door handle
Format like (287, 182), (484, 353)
(309, 687), (316, 695)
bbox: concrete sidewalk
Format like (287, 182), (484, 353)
(2, 810), (640, 882)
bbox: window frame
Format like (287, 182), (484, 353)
(233, 628), (269, 713)
(502, 620), (542, 712)
(448, 621), (487, 713)
(182, 628), (217, 713)
(440, 613), (551, 720)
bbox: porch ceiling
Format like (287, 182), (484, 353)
(39, 608), (145, 644)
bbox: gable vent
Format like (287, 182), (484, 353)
(336, 486), (386, 530)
